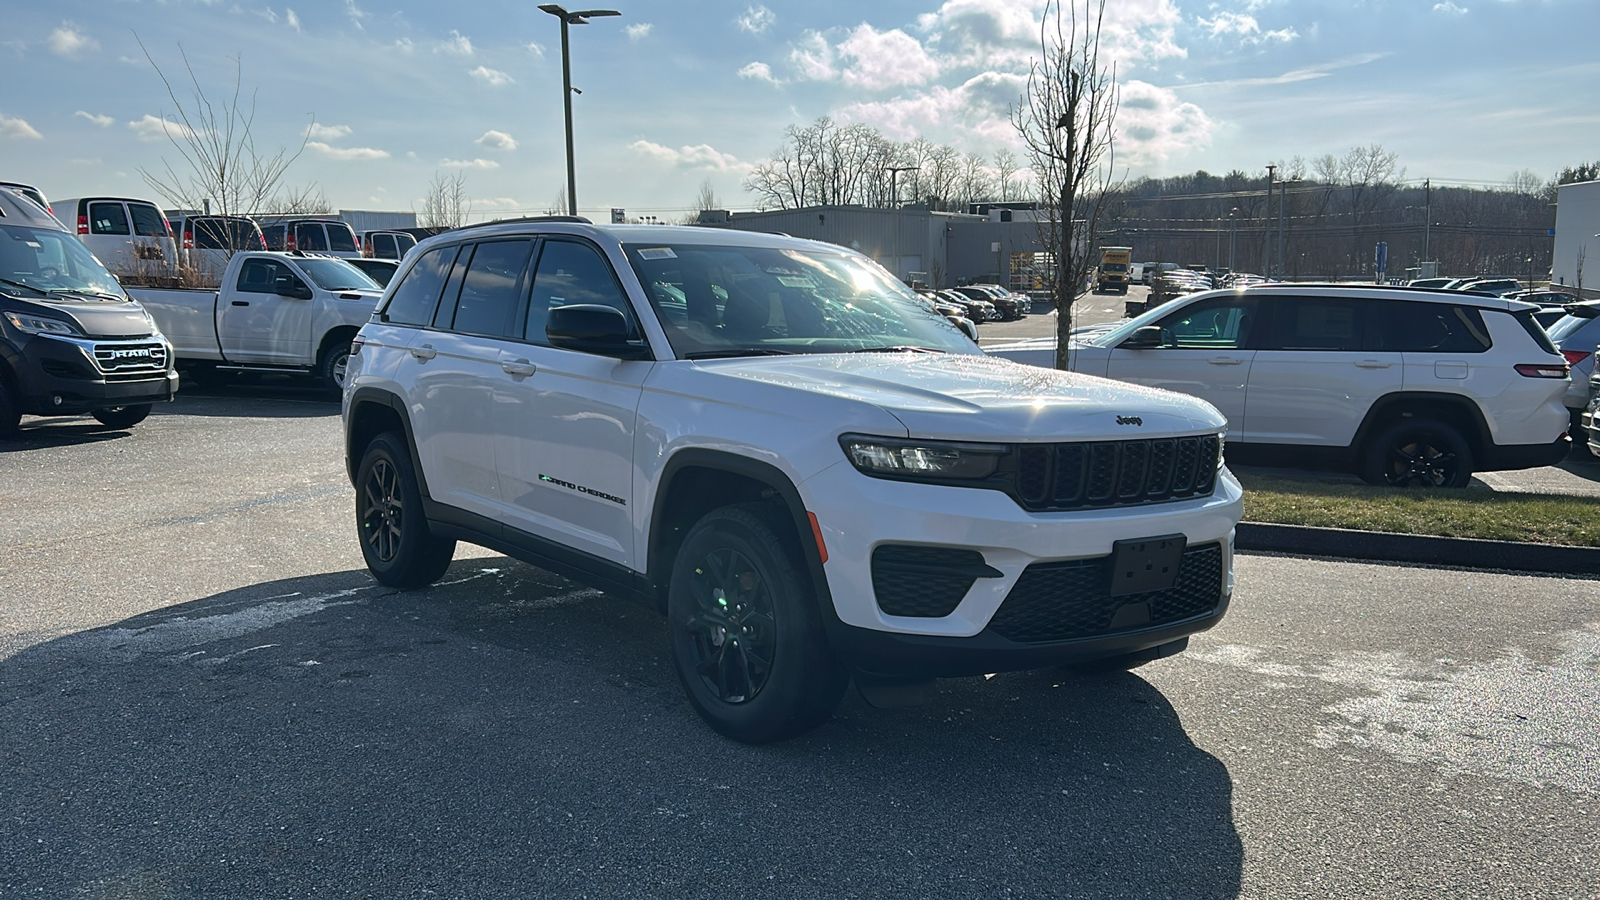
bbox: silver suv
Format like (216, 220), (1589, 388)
(342, 218), (1242, 742)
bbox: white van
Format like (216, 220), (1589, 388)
(166, 214), (268, 286)
(52, 196), (178, 279)
(258, 218), (362, 259)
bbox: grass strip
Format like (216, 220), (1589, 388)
(1236, 471), (1600, 547)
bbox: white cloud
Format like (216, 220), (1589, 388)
(344, 0), (368, 29)
(1433, 1), (1468, 13)
(789, 31), (835, 81)
(837, 25), (940, 90)
(1197, 11), (1297, 44)
(737, 5), (775, 34)
(74, 110), (114, 127)
(48, 22), (99, 57)
(441, 158), (500, 169)
(923, 0), (1187, 69)
(307, 123), (353, 141)
(437, 30), (474, 56)
(476, 130), (518, 151)
(285, 8), (301, 31)
(473, 197), (522, 209)
(1111, 79), (1214, 165)
(526, 41), (546, 57)
(128, 114), (195, 142)
(469, 66), (514, 86)
(629, 140), (752, 173)
(0, 113), (42, 140)
(393, 37), (414, 52)
(834, 71), (1027, 145)
(738, 61), (778, 83)
(625, 23), (653, 41)
(308, 142), (390, 160)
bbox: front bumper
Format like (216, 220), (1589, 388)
(800, 461), (1243, 674)
(13, 333), (178, 415)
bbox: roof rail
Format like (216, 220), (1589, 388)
(453, 215), (593, 232)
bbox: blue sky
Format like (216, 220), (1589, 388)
(2, 0), (1594, 220)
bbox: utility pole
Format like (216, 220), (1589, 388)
(1277, 178), (1290, 282)
(1228, 207), (1238, 273)
(1264, 164), (1277, 278)
(1423, 178), (1432, 263)
(887, 166), (918, 281)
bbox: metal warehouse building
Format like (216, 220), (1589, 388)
(1553, 180), (1600, 298)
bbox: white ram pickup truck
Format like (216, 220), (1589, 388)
(342, 220), (1244, 743)
(130, 251), (383, 390)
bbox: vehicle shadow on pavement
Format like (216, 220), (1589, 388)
(0, 559), (1242, 899)
(0, 422), (132, 450)
(156, 392), (341, 419)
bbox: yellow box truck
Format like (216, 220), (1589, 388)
(1096, 246), (1132, 294)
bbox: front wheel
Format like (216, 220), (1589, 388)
(0, 377), (20, 437)
(1358, 418), (1474, 487)
(668, 504), (848, 743)
(91, 404), (152, 429)
(317, 338), (354, 394)
(355, 432), (456, 588)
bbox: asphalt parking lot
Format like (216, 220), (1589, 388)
(2, 386), (1597, 897)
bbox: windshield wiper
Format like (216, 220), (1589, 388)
(0, 277), (48, 296)
(847, 345), (945, 354)
(683, 348), (798, 360)
(46, 288), (124, 301)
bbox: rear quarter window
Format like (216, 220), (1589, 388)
(1370, 301), (1491, 353)
(1511, 310), (1559, 355)
(327, 224), (358, 252)
(129, 204), (168, 237)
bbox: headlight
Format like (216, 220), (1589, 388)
(3, 311), (81, 336)
(840, 434), (1006, 481)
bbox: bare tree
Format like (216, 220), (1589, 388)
(135, 39), (308, 219)
(1578, 244), (1588, 301)
(543, 186), (568, 217)
(262, 182), (331, 216)
(1011, 0), (1120, 370)
(994, 149), (1021, 201)
(419, 171), (471, 229)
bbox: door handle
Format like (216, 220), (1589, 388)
(1207, 357), (1244, 365)
(502, 359), (536, 377)
(231, 300), (249, 307)
(1355, 360), (1393, 369)
(410, 344), (437, 360)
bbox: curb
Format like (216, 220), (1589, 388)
(1235, 522), (1600, 576)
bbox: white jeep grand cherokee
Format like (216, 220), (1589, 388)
(342, 220), (1241, 742)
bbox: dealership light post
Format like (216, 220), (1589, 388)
(886, 166), (917, 280)
(539, 4), (620, 218)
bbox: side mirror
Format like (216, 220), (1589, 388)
(1118, 325), (1166, 349)
(275, 278), (312, 300)
(547, 304), (651, 359)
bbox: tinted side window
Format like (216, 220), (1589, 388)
(372, 234), (396, 258)
(296, 223), (328, 251)
(381, 246), (458, 326)
(89, 202), (130, 235)
(129, 204), (168, 237)
(442, 240), (535, 337)
(194, 220), (228, 250)
(1257, 296), (1366, 352)
(327, 224), (357, 252)
(237, 259), (295, 294)
(525, 239), (636, 343)
(395, 233), (418, 254)
(262, 225), (286, 250)
(1156, 297), (1256, 349)
(1371, 301), (1492, 353)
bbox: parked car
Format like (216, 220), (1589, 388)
(1542, 302), (1600, 452)
(1581, 363), (1600, 456)
(129, 250), (382, 391)
(361, 230), (418, 261)
(938, 289), (993, 323)
(343, 219), (1241, 742)
(166, 214), (268, 285)
(1454, 277), (1526, 297)
(912, 290), (978, 340)
(987, 283), (1571, 486)
(0, 187), (177, 436)
(259, 218), (361, 259)
(968, 283), (1029, 319)
(0, 181), (52, 216)
(347, 257), (399, 287)
(952, 285), (1023, 321)
(52, 196), (178, 279)
(1407, 277), (1455, 289)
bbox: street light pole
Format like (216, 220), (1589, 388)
(886, 166), (917, 281)
(1228, 206), (1238, 273)
(539, 4), (620, 218)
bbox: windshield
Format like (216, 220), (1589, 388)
(0, 223), (126, 296)
(624, 242), (978, 357)
(296, 258), (380, 291)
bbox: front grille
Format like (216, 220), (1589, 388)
(987, 544), (1223, 643)
(871, 545), (996, 618)
(92, 342), (168, 376)
(1014, 435), (1220, 511)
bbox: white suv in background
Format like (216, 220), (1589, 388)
(989, 284), (1571, 487)
(342, 219), (1242, 743)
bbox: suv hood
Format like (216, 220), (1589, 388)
(2, 291), (156, 339)
(695, 352), (1225, 440)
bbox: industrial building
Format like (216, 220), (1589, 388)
(1553, 180), (1600, 298)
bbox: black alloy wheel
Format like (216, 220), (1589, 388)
(1360, 418), (1474, 488)
(355, 432), (456, 587)
(668, 504), (848, 743)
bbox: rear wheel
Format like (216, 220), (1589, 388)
(668, 504), (848, 743)
(91, 404), (152, 429)
(355, 432), (456, 588)
(0, 376), (19, 438)
(1359, 417), (1473, 488)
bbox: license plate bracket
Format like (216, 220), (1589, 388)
(1109, 534), (1186, 597)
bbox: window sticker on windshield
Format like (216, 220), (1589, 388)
(776, 275), (816, 288)
(637, 248), (677, 260)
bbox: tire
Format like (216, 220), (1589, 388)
(667, 504), (848, 743)
(355, 432), (456, 588)
(1358, 417), (1474, 488)
(91, 404), (152, 429)
(317, 337), (354, 394)
(0, 376), (19, 438)
(1568, 409), (1593, 460)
